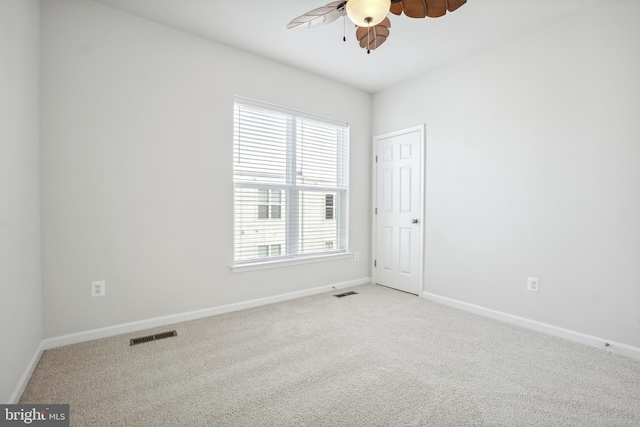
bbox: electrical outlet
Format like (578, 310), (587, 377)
(354, 252), (360, 261)
(527, 277), (539, 293)
(92, 280), (106, 297)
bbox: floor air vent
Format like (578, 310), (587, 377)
(130, 330), (177, 346)
(334, 291), (358, 298)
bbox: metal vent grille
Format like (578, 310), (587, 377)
(130, 330), (177, 346)
(334, 291), (358, 298)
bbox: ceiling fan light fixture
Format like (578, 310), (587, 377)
(346, 0), (391, 27)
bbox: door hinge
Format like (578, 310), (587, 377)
(375, 207), (377, 215)
(375, 155), (378, 163)
(374, 260), (377, 267)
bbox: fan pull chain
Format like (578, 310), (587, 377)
(343, 15), (346, 42)
(373, 25), (377, 52)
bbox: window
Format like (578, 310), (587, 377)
(257, 244), (282, 258)
(325, 194), (334, 220)
(270, 244), (281, 256)
(257, 189), (281, 220)
(257, 245), (269, 258)
(233, 97), (349, 264)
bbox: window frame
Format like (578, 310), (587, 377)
(232, 97), (350, 271)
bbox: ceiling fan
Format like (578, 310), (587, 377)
(287, 0), (467, 53)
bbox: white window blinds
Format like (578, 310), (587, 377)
(233, 98), (349, 264)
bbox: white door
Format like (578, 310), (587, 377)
(373, 125), (424, 295)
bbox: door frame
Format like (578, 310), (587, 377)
(371, 124), (426, 296)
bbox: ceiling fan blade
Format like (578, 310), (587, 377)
(287, 1), (347, 29)
(358, 28), (390, 50)
(401, 0), (427, 18)
(355, 17), (391, 51)
(394, 0), (466, 18)
(446, 0), (467, 12)
(425, 0), (447, 18)
(389, 1), (403, 15)
(356, 25), (389, 40)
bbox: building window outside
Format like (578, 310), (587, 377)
(233, 97), (349, 264)
(257, 245), (269, 258)
(258, 189), (282, 220)
(270, 244), (281, 256)
(325, 194), (334, 220)
(257, 244), (282, 258)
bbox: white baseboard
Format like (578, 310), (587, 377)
(42, 277), (371, 351)
(9, 341), (44, 404)
(422, 291), (640, 361)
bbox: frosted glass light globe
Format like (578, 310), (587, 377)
(346, 0), (391, 27)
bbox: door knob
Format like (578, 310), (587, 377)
(412, 219), (419, 224)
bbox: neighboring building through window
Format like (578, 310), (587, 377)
(233, 97), (349, 264)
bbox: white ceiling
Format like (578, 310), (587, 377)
(92, 0), (601, 93)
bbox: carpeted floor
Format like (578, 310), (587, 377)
(21, 284), (640, 426)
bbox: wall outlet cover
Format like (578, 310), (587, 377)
(92, 280), (106, 297)
(527, 277), (539, 293)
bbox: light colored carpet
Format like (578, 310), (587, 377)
(21, 284), (640, 426)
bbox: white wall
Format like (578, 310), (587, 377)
(0, 0), (42, 403)
(40, 0), (371, 338)
(373, 1), (640, 348)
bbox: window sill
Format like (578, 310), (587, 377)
(231, 252), (352, 273)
